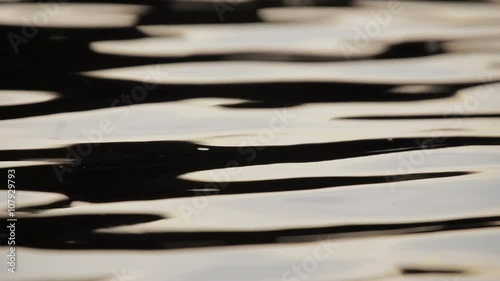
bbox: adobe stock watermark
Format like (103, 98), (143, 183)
(7, 0), (67, 54)
(178, 108), (298, 223)
(52, 65), (164, 182)
(213, 0), (248, 21)
(339, 0), (404, 60)
(282, 237), (339, 281)
(111, 267), (140, 281)
(385, 80), (500, 189)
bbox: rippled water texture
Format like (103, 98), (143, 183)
(1, 0), (500, 280)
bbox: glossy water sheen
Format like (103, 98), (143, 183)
(0, 1), (500, 281)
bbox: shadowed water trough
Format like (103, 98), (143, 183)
(1, 1), (500, 281)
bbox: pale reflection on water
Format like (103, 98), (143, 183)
(1, 0), (500, 281)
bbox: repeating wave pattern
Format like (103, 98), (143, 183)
(1, 0), (500, 281)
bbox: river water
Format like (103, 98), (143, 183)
(1, 1), (500, 280)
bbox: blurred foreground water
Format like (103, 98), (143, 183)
(1, 0), (500, 280)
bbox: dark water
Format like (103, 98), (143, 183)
(1, 0), (500, 280)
